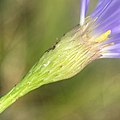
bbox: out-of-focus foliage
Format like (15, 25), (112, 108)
(0, 0), (120, 120)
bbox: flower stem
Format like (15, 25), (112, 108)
(0, 78), (44, 113)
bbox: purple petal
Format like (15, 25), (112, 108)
(91, 0), (120, 58)
(80, 0), (90, 26)
(91, 0), (120, 35)
(91, 0), (112, 19)
(95, 0), (120, 23)
(102, 43), (120, 52)
(101, 53), (120, 58)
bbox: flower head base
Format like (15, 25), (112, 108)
(80, 0), (120, 58)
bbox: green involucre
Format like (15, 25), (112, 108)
(0, 25), (100, 113)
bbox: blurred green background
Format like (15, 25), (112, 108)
(1, 0), (120, 120)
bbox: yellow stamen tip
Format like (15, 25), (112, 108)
(95, 30), (111, 43)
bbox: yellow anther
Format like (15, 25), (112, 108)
(95, 30), (111, 43)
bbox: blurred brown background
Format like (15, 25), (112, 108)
(1, 0), (120, 120)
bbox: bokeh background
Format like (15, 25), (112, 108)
(1, 0), (120, 120)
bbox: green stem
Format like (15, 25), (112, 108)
(0, 76), (44, 113)
(0, 83), (27, 113)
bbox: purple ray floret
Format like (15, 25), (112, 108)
(80, 0), (90, 26)
(80, 0), (120, 58)
(92, 0), (120, 58)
